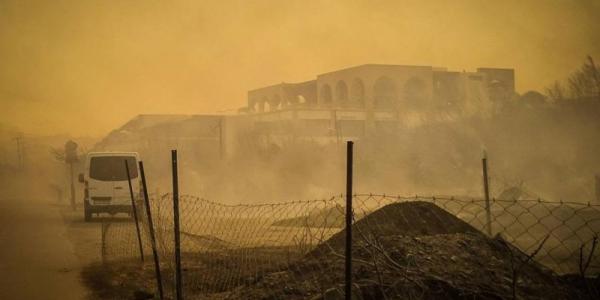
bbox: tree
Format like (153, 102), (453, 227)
(547, 56), (600, 101)
(568, 56), (600, 99)
(545, 81), (565, 101)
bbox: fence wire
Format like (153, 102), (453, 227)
(101, 193), (600, 299)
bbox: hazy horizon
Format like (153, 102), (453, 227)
(1, 3), (599, 298)
(2, 0), (599, 137)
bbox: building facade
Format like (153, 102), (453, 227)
(242, 64), (515, 144)
(94, 65), (516, 158)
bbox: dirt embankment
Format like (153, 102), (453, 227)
(228, 202), (596, 299)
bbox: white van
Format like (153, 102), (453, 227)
(79, 152), (140, 221)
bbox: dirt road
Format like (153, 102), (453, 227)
(0, 195), (91, 299)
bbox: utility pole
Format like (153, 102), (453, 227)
(13, 134), (24, 170)
(65, 140), (79, 210)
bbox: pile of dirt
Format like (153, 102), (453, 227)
(351, 201), (482, 236)
(227, 233), (593, 299)
(271, 201), (463, 232)
(223, 202), (594, 299)
(310, 201), (481, 255)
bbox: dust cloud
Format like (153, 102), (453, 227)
(0, 1), (598, 208)
(1, 2), (600, 299)
(1, 0), (599, 136)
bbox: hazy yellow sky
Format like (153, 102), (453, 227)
(1, 0), (599, 136)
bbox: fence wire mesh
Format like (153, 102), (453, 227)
(102, 193), (600, 299)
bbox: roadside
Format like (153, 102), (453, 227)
(0, 196), (89, 299)
(58, 206), (103, 269)
(60, 205), (142, 300)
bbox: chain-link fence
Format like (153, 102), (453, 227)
(101, 192), (600, 299)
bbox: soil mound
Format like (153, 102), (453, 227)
(224, 202), (591, 299)
(311, 201), (481, 256)
(229, 233), (589, 299)
(353, 201), (481, 236)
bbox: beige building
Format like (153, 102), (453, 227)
(242, 64), (515, 144)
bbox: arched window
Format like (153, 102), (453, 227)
(336, 81), (348, 105)
(373, 76), (397, 109)
(350, 78), (365, 108)
(320, 84), (332, 105)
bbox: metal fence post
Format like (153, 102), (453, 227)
(139, 161), (164, 300)
(219, 117), (224, 160)
(345, 141), (354, 300)
(125, 160), (144, 262)
(482, 152), (492, 236)
(101, 222), (108, 264)
(172, 150), (183, 300)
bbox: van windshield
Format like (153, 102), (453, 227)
(89, 156), (138, 181)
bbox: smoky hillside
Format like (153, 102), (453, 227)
(91, 99), (600, 204)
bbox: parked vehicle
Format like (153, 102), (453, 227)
(79, 152), (140, 222)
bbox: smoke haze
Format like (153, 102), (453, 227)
(1, 0), (599, 136)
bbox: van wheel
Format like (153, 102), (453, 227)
(84, 201), (92, 222)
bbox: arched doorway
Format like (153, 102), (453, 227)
(336, 80), (348, 106)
